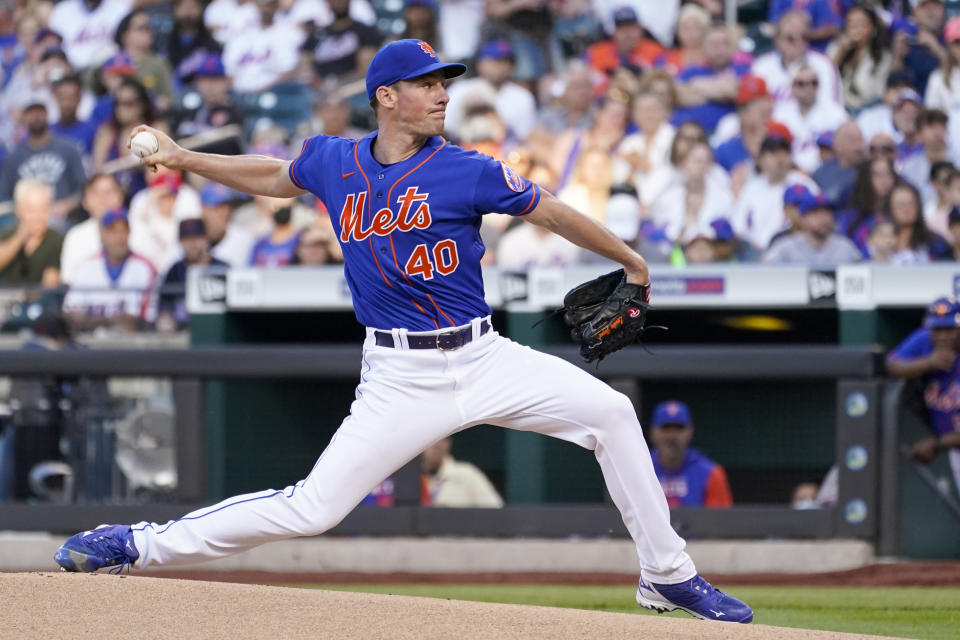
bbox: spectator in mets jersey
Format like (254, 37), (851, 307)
(648, 400), (733, 508)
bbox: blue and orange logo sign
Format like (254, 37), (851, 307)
(418, 41), (437, 58)
(500, 162), (527, 193)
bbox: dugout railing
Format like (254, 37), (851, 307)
(0, 344), (883, 544)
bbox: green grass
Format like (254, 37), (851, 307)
(296, 584), (960, 639)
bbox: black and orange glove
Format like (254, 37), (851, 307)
(561, 269), (651, 363)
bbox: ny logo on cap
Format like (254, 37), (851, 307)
(418, 41), (437, 58)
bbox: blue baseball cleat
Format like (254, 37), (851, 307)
(636, 574), (753, 623)
(54, 524), (139, 573)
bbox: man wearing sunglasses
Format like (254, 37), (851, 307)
(774, 64), (848, 173)
(751, 10), (843, 110)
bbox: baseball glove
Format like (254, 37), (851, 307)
(560, 269), (652, 363)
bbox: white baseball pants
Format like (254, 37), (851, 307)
(131, 318), (697, 584)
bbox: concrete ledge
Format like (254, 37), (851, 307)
(0, 532), (873, 574)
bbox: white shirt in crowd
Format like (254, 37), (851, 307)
(924, 199), (952, 240)
(649, 175), (734, 244)
(751, 50), (844, 109)
(204, 0), (262, 45)
(63, 252), (157, 321)
(438, 0), (485, 61)
(641, 163), (731, 210)
(60, 218), (102, 285)
(275, 0), (376, 30)
(856, 102), (900, 144)
(591, 0), (679, 46)
(733, 170), (819, 249)
(48, 0), (132, 69)
(128, 185), (203, 273)
(925, 67), (960, 112)
(612, 124), (676, 198)
(427, 456), (504, 508)
(445, 78), (538, 142)
(773, 99), (848, 174)
(496, 224), (581, 269)
(222, 20), (305, 93)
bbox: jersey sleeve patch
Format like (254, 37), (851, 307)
(500, 161), (527, 193)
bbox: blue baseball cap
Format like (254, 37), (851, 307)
(783, 184), (812, 208)
(798, 193), (833, 215)
(815, 131), (834, 149)
(101, 208), (129, 228)
(477, 39), (514, 61)
(194, 53), (226, 78)
(651, 401), (692, 428)
(710, 217), (735, 242)
(925, 297), (960, 329)
(365, 39), (466, 101)
(201, 182), (235, 206)
(612, 6), (639, 26)
(179, 217), (207, 239)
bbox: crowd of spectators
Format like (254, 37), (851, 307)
(3, 0), (960, 330)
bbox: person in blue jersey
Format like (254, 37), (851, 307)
(887, 297), (960, 497)
(53, 39), (752, 624)
(648, 400), (733, 508)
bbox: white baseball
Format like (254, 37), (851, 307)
(130, 131), (159, 159)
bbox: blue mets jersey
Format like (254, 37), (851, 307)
(890, 328), (960, 437)
(289, 131), (541, 330)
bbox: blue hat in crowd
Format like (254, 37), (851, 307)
(613, 6), (639, 26)
(816, 131), (834, 149)
(404, 0), (438, 10)
(101, 209), (129, 228)
(365, 39), (466, 101)
(476, 39), (514, 61)
(201, 182), (235, 206)
(194, 53), (226, 78)
(710, 218), (735, 242)
(651, 401), (692, 428)
(798, 193), (833, 215)
(925, 297), (960, 329)
(783, 184), (812, 208)
(179, 218), (206, 239)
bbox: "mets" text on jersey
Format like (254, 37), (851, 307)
(339, 187), (432, 242)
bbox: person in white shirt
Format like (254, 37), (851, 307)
(751, 10), (843, 110)
(924, 16), (960, 112)
(826, 3), (891, 112)
(900, 108), (953, 206)
(928, 163), (960, 239)
(496, 217), (581, 269)
(649, 141), (733, 243)
(613, 90), (675, 199)
(445, 40), (537, 144)
(61, 174), (124, 285)
(421, 437), (503, 508)
(733, 134), (819, 250)
(128, 166), (202, 273)
(857, 70), (915, 144)
(204, 0), (261, 45)
(63, 209), (158, 329)
(643, 120), (731, 212)
(773, 65), (848, 174)
(48, 0), (133, 69)
(222, 0), (304, 93)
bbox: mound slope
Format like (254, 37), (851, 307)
(1, 572), (897, 640)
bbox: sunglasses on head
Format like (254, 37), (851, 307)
(870, 144), (896, 154)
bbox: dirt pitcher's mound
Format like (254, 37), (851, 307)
(2, 572), (896, 640)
